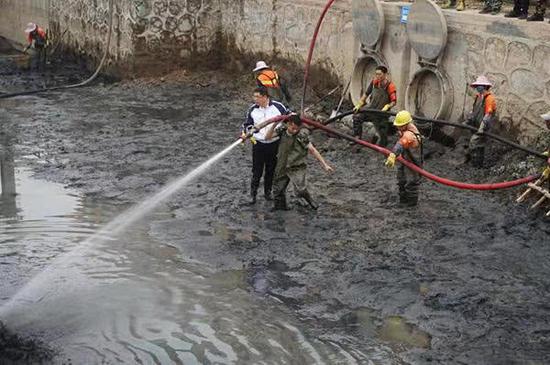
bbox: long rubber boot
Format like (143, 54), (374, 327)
(301, 191), (319, 210)
(272, 195), (289, 211)
(471, 148), (484, 168)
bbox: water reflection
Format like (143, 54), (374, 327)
(0, 166), (374, 363)
(2, 216), (364, 364)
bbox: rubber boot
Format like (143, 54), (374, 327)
(398, 186), (408, 205)
(456, 0), (465, 11)
(264, 189), (273, 201)
(471, 148), (484, 168)
(527, 13), (544, 21)
(405, 195), (419, 207)
(301, 191), (319, 210)
(249, 189), (257, 205)
(272, 195), (289, 211)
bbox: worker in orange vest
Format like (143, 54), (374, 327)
(464, 75), (497, 168)
(254, 61), (292, 105)
(385, 110), (424, 206)
(23, 22), (48, 70)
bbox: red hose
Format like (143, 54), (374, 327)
(298, 1), (538, 190)
(301, 117), (539, 191)
(300, 0), (336, 113)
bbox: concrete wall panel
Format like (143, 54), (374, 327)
(0, 0), (49, 46)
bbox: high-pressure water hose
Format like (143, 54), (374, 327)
(0, 0), (114, 99)
(323, 109), (548, 160)
(239, 114), (540, 190)
(301, 117), (540, 190)
(300, 0), (336, 113)
(300, 0), (546, 176)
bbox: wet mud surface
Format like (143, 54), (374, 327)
(1, 61), (550, 364)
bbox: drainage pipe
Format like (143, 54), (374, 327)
(0, 0), (114, 99)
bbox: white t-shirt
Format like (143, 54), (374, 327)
(243, 100), (289, 143)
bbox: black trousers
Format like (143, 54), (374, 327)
(251, 140), (279, 196)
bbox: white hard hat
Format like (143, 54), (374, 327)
(25, 22), (37, 33)
(253, 61), (269, 72)
(471, 75), (493, 87)
(541, 112), (550, 121)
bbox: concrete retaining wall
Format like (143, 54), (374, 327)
(0, 0), (49, 46)
(219, 0), (550, 144)
(1, 0), (549, 142)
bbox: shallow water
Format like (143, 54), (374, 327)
(0, 162), (394, 364)
(2, 60), (550, 364)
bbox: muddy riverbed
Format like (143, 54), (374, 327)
(1, 56), (550, 364)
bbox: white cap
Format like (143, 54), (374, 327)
(541, 112), (550, 121)
(471, 75), (493, 87)
(25, 22), (37, 33)
(253, 61), (269, 72)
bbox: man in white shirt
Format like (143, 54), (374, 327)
(242, 87), (290, 204)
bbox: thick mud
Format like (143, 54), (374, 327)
(1, 58), (550, 364)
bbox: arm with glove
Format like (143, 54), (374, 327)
(241, 113), (257, 144)
(381, 82), (397, 112)
(478, 94), (496, 133)
(381, 101), (395, 112)
(384, 143), (403, 168)
(478, 114), (494, 133)
(353, 82), (373, 114)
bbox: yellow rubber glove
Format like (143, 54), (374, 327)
(543, 151), (549, 157)
(353, 101), (364, 114)
(381, 104), (391, 112)
(543, 167), (550, 179)
(385, 153), (396, 168)
(249, 136), (257, 145)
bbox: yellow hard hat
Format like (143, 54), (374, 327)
(393, 110), (413, 127)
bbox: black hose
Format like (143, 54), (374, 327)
(0, 0), (114, 99)
(323, 108), (547, 160)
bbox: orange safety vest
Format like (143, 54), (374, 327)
(256, 69), (281, 89)
(398, 124), (421, 150)
(28, 27), (47, 46)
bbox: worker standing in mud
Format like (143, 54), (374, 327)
(266, 113), (333, 211)
(254, 61), (292, 105)
(464, 75), (497, 168)
(242, 86), (290, 204)
(385, 111), (423, 206)
(23, 23), (47, 71)
(352, 65), (397, 147)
